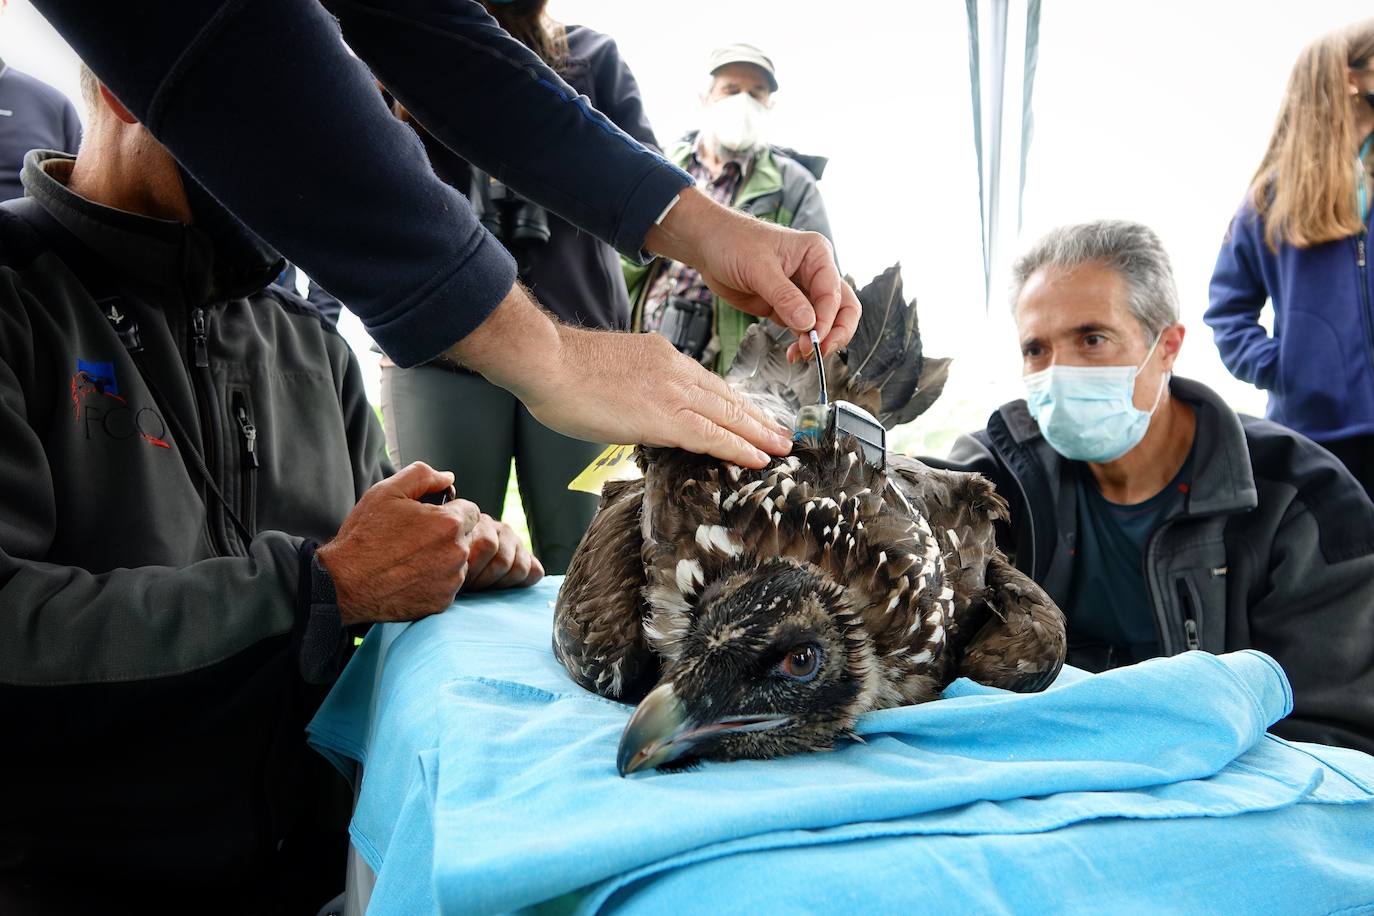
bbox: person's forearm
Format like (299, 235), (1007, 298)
(1206, 283), (1277, 388)
(446, 281), (791, 466)
(644, 187), (732, 270)
(1210, 320), (1279, 388)
(445, 281), (564, 402)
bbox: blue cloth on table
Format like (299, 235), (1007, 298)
(307, 578), (1374, 915)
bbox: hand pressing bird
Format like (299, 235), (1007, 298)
(554, 266), (1066, 775)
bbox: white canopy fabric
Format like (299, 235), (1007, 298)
(967, 0), (1041, 307)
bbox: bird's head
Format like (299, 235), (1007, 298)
(618, 559), (875, 775)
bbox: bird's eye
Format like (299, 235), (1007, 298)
(775, 645), (822, 682)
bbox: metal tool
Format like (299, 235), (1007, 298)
(419, 483), (458, 506)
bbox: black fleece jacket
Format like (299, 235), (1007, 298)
(0, 151), (390, 889)
(940, 377), (1374, 756)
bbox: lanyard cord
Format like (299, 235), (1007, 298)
(125, 342), (254, 547)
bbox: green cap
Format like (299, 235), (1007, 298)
(707, 43), (778, 92)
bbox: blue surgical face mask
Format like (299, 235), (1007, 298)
(1023, 333), (1167, 464)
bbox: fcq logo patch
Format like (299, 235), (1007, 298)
(71, 358), (170, 449)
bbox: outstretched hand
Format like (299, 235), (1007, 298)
(645, 187), (861, 361)
(521, 326), (793, 468)
(444, 185), (867, 467)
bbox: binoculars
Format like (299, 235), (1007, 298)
(658, 295), (714, 361)
(470, 170), (551, 247)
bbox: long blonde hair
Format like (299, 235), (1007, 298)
(1252, 18), (1374, 250)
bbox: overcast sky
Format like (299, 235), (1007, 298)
(4, 0), (1368, 451)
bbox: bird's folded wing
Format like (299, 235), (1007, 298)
(958, 555), (1066, 692)
(554, 478), (659, 702)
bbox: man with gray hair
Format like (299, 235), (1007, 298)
(940, 219), (1374, 756)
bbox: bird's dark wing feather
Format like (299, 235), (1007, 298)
(887, 457), (1006, 610)
(831, 266), (951, 427)
(841, 265), (918, 419)
(885, 356), (951, 427)
(956, 554), (1066, 693)
(724, 320), (820, 423)
(637, 448), (743, 659)
(553, 478), (660, 703)
(886, 455), (1065, 692)
(724, 265), (950, 431)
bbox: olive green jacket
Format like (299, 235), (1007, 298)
(626, 137), (834, 373)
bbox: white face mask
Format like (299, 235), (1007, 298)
(701, 92), (768, 154)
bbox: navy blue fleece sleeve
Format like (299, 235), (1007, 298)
(1205, 207), (1279, 391)
(326, 1), (689, 253)
(30, 0), (689, 367)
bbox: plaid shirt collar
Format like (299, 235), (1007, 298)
(689, 133), (760, 187)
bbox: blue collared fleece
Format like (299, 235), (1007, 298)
(1207, 199), (1374, 442)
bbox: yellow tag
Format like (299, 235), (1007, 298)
(568, 444), (642, 494)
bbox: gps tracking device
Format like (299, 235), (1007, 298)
(791, 331), (886, 470)
(830, 399), (886, 470)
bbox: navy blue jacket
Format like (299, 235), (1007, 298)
(411, 24), (659, 331)
(1206, 200), (1374, 442)
(29, 0), (691, 368)
(0, 59), (81, 202)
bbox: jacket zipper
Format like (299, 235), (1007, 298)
(1359, 231), (1374, 386)
(1144, 520), (1204, 653)
(232, 391), (259, 538)
(188, 307), (238, 556)
(191, 307), (209, 369)
(1174, 578), (1201, 651)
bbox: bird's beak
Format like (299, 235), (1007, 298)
(616, 683), (792, 776)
